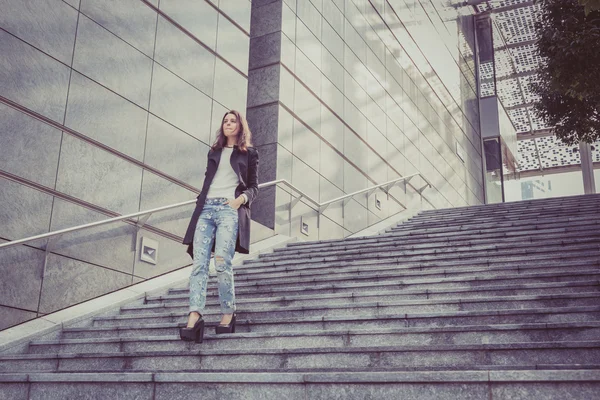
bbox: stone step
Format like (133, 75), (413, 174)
(258, 236), (600, 263)
(202, 262), (600, 293)
(168, 270), (600, 301)
(412, 201), (600, 217)
(272, 229), (600, 257)
(166, 264), (600, 298)
(91, 305), (600, 330)
(18, 322), (600, 359)
(11, 341), (600, 371)
(283, 224), (598, 252)
(117, 292), (600, 322)
(389, 220), (600, 237)
(242, 244), (600, 269)
(1, 370), (599, 400)
(57, 313), (600, 344)
(416, 197), (600, 214)
(416, 194), (600, 216)
(271, 231), (600, 258)
(236, 253), (600, 282)
(394, 212), (600, 232)
(58, 310), (600, 343)
(409, 204), (600, 224)
(384, 223), (599, 241)
(146, 280), (600, 309)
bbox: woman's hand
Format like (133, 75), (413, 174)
(224, 197), (244, 210)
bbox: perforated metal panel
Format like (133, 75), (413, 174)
(518, 137), (600, 171)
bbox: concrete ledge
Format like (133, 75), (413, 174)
(0, 234), (295, 354)
(2, 370), (600, 383)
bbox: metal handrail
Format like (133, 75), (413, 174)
(0, 173), (432, 250)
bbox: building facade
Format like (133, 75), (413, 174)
(0, 0), (483, 331)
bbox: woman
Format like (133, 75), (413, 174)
(179, 110), (259, 343)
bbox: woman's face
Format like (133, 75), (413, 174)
(222, 113), (240, 138)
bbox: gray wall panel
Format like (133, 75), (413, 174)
(80, 0), (157, 57)
(295, 47), (322, 96)
(63, 0), (80, 9)
(319, 142), (344, 190)
(321, 48), (344, 92)
(296, 20), (321, 70)
(292, 119), (321, 173)
(318, 214), (345, 241)
(0, 0), (78, 65)
(276, 144), (293, 182)
(154, 15), (215, 97)
(38, 253), (132, 314)
(65, 72), (148, 161)
(54, 135), (143, 214)
(217, 14), (250, 74)
(321, 17), (344, 63)
(274, 187), (292, 236)
(343, 160), (368, 207)
(0, 240), (45, 311)
(213, 59), (248, 113)
(219, 0), (252, 33)
(0, 304), (37, 331)
(343, 198), (368, 232)
(292, 156), (320, 201)
(0, 104), (62, 187)
(159, 0), (218, 50)
(297, 0), (321, 38)
(48, 198), (136, 274)
(144, 115), (209, 187)
(0, 179), (54, 242)
(73, 15), (152, 108)
(277, 106), (294, 151)
(149, 63), (212, 141)
(279, 68), (295, 109)
(138, 171), (197, 237)
(343, 127), (368, 172)
(293, 83), (321, 135)
(319, 176), (344, 226)
(0, 30), (70, 123)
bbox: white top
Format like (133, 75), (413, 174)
(206, 147), (240, 200)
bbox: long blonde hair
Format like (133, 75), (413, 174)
(211, 110), (253, 152)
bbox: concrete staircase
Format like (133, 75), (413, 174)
(1, 194), (599, 399)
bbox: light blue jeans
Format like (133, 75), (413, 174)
(190, 197), (238, 314)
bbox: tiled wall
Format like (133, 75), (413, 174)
(248, 0), (483, 241)
(0, 0), (251, 330)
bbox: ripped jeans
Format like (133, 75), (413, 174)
(189, 197), (238, 314)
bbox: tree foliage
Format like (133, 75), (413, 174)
(578, 0), (600, 15)
(530, 0), (600, 145)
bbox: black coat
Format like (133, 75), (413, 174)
(183, 145), (259, 258)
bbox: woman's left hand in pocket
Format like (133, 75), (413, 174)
(224, 197), (242, 210)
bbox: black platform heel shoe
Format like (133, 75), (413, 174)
(215, 313), (236, 334)
(179, 313), (205, 343)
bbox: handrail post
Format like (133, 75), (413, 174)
(134, 213), (154, 252)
